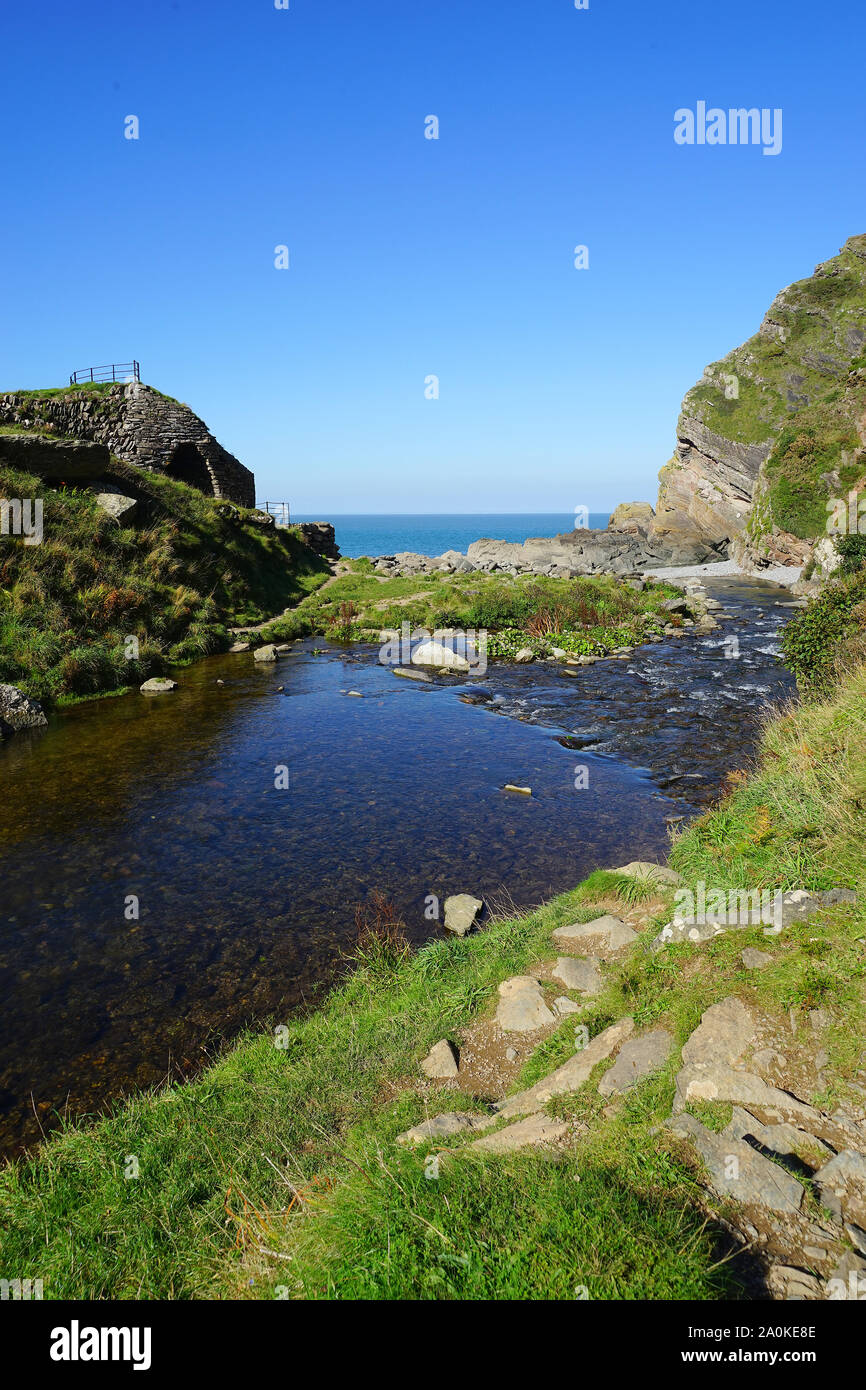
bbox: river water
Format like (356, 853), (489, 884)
(0, 577), (795, 1156)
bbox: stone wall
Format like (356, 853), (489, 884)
(295, 522), (340, 560)
(0, 382), (255, 506)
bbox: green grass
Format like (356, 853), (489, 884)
(0, 458), (328, 702)
(258, 563), (683, 657)
(287, 1144), (743, 1300)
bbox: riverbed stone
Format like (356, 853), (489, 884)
(140, 678), (178, 694)
(253, 644), (278, 662)
(421, 1039), (459, 1079)
(598, 1028), (674, 1096)
(552, 956), (603, 995)
(443, 894), (483, 937)
(411, 639), (471, 672)
(668, 1112), (806, 1213)
(229, 640), (250, 653)
(514, 648), (534, 663)
(393, 667), (432, 682)
(495, 977), (556, 1033)
(553, 915), (637, 952)
(0, 683), (48, 733)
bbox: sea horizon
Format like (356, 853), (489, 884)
(291, 511), (613, 559)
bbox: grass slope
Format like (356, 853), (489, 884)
(0, 459), (328, 703)
(2, 659), (864, 1300)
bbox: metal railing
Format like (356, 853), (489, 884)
(69, 361), (140, 386)
(260, 501), (291, 525)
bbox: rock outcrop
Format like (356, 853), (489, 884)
(0, 683), (48, 737)
(370, 526), (720, 580)
(651, 234), (866, 563)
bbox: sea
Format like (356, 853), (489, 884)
(290, 513), (612, 559)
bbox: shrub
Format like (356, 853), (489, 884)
(837, 533), (866, 575)
(781, 569), (866, 691)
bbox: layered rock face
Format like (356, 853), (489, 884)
(651, 234), (866, 556)
(0, 382), (255, 506)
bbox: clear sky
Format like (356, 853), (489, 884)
(1, 0), (864, 512)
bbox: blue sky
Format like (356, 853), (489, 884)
(1, 0), (864, 512)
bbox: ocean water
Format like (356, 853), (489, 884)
(291, 513), (611, 560)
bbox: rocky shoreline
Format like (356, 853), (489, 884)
(364, 529), (803, 591)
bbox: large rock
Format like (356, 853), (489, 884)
(411, 639), (472, 672)
(92, 486), (139, 523)
(470, 1113), (569, 1154)
(495, 977), (556, 1034)
(552, 957), (603, 995)
(553, 915), (637, 952)
(296, 521), (340, 560)
(253, 644), (278, 663)
(397, 1112), (493, 1145)
(421, 1039), (459, 1079)
(725, 1107), (834, 1165)
(608, 502), (655, 534)
(611, 861), (684, 887)
(0, 683), (48, 734)
(652, 888), (857, 950)
(815, 1151), (866, 1228)
(668, 1113), (806, 1214)
(598, 1029), (674, 1096)
(443, 894), (482, 936)
(465, 528), (717, 576)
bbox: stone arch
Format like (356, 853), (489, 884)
(164, 443), (215, 496)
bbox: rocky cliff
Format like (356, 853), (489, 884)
(651, 234), (866, 565)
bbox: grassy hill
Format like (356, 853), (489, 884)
(0, 456), (328, 704)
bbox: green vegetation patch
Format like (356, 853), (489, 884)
(259, 564), (681, 657)
(0, 460), (328, 702)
